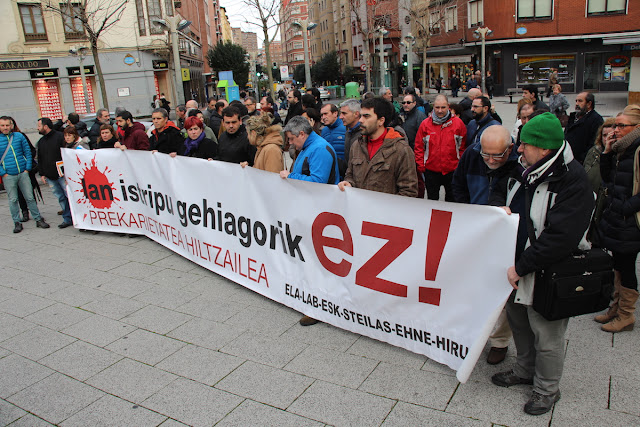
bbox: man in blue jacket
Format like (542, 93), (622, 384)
(320, 104), (346, 159)
(0, 116), (49, 233)
(280, 115), (339, 326)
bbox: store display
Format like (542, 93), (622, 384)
(34, 79), (63, 120)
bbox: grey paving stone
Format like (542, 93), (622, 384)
(610, 375), (640, 416)
(105, 329), (185, 365)
(0, 313), (36, 342)
(133, 286), (199, 310)
(85, 358), (178, 403)
(60, 314), (137, 347)
(60, 394), (167, 427)
(223, 305), (300, 337)
(220, 331), (309, 368)
(145, 269), (204, 290)
(8, 274), (72, 298)
(152, 254), (201, 272)
(0, 398), (27, 425)
(168, 318), (245, 351)
(81, 293), (147, 320)
(24, 303), (92, 331)
(216, 399), (322, 427)
(447, 379), (551, 426)
(0, 285), (22, 303)
(557, 369), (609, 408)
(156, 344), (243, 386)
(348, 335), (428, 369)
(382, 401), (490, 426)
(421, 357), (457, 377)
(142, 378), (244, 426)
(121, 305), (193, 335)
(109, 261), (166, 280)
(47, 285), (109, 307)
(288, 380), (395, 426)
(6, 413), (55, 426)
(551, 404), (640, 427)
(0, 354), (53, 398)
(285, 345), (378, 388)
(216, 360), (314, 409)
(39, 341), (123, 381)
(175, 295), (247, 322)
(93, 276), (155, 298)
(68, 239), (138, 258)
(7, 373), (104, 425)
(48, 266), (116, 288)
(182, 275), (242, 299)
(63, 253), (129, 273)
(359, 362), (459, 410)
(1, 326), (76, 361)
(0, 294), (54, 318)
(280, 320), (361, 352)
(156, 419), (189, 427)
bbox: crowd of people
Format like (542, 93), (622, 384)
(1, 83), (638, 417)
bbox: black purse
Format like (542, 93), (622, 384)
(524, 190), (614, 321)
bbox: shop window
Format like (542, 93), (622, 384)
(517, 0), (553, 21)
(445, 7), (457, 32)
(18, 3), (48, 41)
(468, 0), (483, 27)
(59, 3), (85, 40)
(135, 0), (146, 36)
(517, 55), (575, 85)
(587, 0), (626, 15)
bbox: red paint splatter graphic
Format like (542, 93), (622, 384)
(68, 154), (121, 209)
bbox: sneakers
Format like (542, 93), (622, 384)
(491, 369), (533, 388)
(487, 346), (508, 365)
(524, 390), (561, 415)
(58, 222), (72, 229)
(13, 222), (23, 233)
(299, 315), (319, 326)
(36, 219), (50, 229)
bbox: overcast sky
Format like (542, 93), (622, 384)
(221, 0), (280, 47)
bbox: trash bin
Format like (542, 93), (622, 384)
(345, 82), (359, 99)
(328, 85), (343, 98)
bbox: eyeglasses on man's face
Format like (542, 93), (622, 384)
(613, 123), (635, 129)
(480, 146), (510, 160)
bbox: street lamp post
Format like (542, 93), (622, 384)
(70, 46), (92, 113)
(401, 33), (416, 88)
(153, 17), (191, 106)
(473, 27), (493, 94)
(292, 19), (317, 89)
(376, 27), (388, 88)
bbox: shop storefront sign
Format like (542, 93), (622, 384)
(153, 60), (168, 70)
(428, 55), (472, 64)
(67, 66), (95, 76)
(622, 44), (640, 51)
(0, 59), (49, 71)
(29, 69), (58, 79)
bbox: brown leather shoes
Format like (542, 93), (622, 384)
(487, 346), (508, 364)
(299, 315), (319, 326)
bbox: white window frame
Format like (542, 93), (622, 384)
(586, 0), (627, 15)
(468, 0), (484, 27)
(445, 6), (457, 32)
(517, 0), (554, 21)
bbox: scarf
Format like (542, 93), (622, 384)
(183, 130), (206, 156)
(611, 126), (640, 159)
(431, 110), (451, 126)
(521, 141), (565, 185)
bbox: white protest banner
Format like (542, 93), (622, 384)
(62, 148), (519, 382)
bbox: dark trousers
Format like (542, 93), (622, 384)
(613, 251), (639, 290)
(424, 170), (453, 201)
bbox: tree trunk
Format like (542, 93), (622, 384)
(365, 37), (372, 93)
(91, 38), (109, 111)
(263, 28), (275, 101)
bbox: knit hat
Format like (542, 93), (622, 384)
(520, 112), (564, 150)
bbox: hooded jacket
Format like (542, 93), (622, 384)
(0, 132), (32, 176)
(149, 121), (183, 154)
(414, 114), (467, 175)
(252, 125), (284, 173)
(121, 122), (149, 151)
(345, 128), (418, 197)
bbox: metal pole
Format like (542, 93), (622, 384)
(302, 19), (312, 89)
(406, 36), (414, 88)
(481, 32), (486, 94)
(170, 17), (185, 104)
(253, 54), (259, 98)
(379, 29), (385, 88)
(77, 52), (92, 113)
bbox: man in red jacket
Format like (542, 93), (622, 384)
(114, 111), (149, 151)
(414, 95), (466, 201)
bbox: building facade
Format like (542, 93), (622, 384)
(280, 0), (309, 75)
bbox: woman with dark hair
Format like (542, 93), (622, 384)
(7, 117), (41, 222)
(63, 125), (89, 149)
(596, 105), (640, 332)
(177, 116), (217, 159)
(98, 124), (118, 149)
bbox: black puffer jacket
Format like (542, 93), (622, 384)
(598, 131), (640, 254)
(216, 125), (256, 165)
(149, 124), (183, 154)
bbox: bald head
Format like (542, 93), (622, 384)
(186, 100), (198, 109)
(468, 88), (482, 100)
(480, 125), (513, 170)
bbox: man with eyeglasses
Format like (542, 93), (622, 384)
(489, 112), (593, 416)
(565, 91), (603, 164)
(400, 94), (427, 151)
(452, 125), (518, 364)
(467, 96), (500, 148)
(244, 97), (260, 117)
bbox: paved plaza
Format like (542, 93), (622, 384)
(1, 93), (639, 426)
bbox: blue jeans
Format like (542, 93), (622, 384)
(4, 171), (42, 223)
(48, 176), (72, 224)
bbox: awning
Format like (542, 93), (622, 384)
(427, 55), (472, 64)
(603, 36), (640, 45)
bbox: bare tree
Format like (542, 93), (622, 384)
(406, 0), (465, 95)
(240, 0), (280, 100)
(42, 0), (129, 111)
(350, 0), (401, 93)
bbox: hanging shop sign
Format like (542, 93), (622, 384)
(153, 60), (169, 70)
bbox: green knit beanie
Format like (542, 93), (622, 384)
(520, 112), (564, 150)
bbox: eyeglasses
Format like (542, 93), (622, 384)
(401, 101), (414, 104)
(480, 146), (510, 160)
(613, 123), (635, 129)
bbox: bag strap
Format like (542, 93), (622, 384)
(0, 134), (13, 166)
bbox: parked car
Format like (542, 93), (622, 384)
(319, 87), (330, 100)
